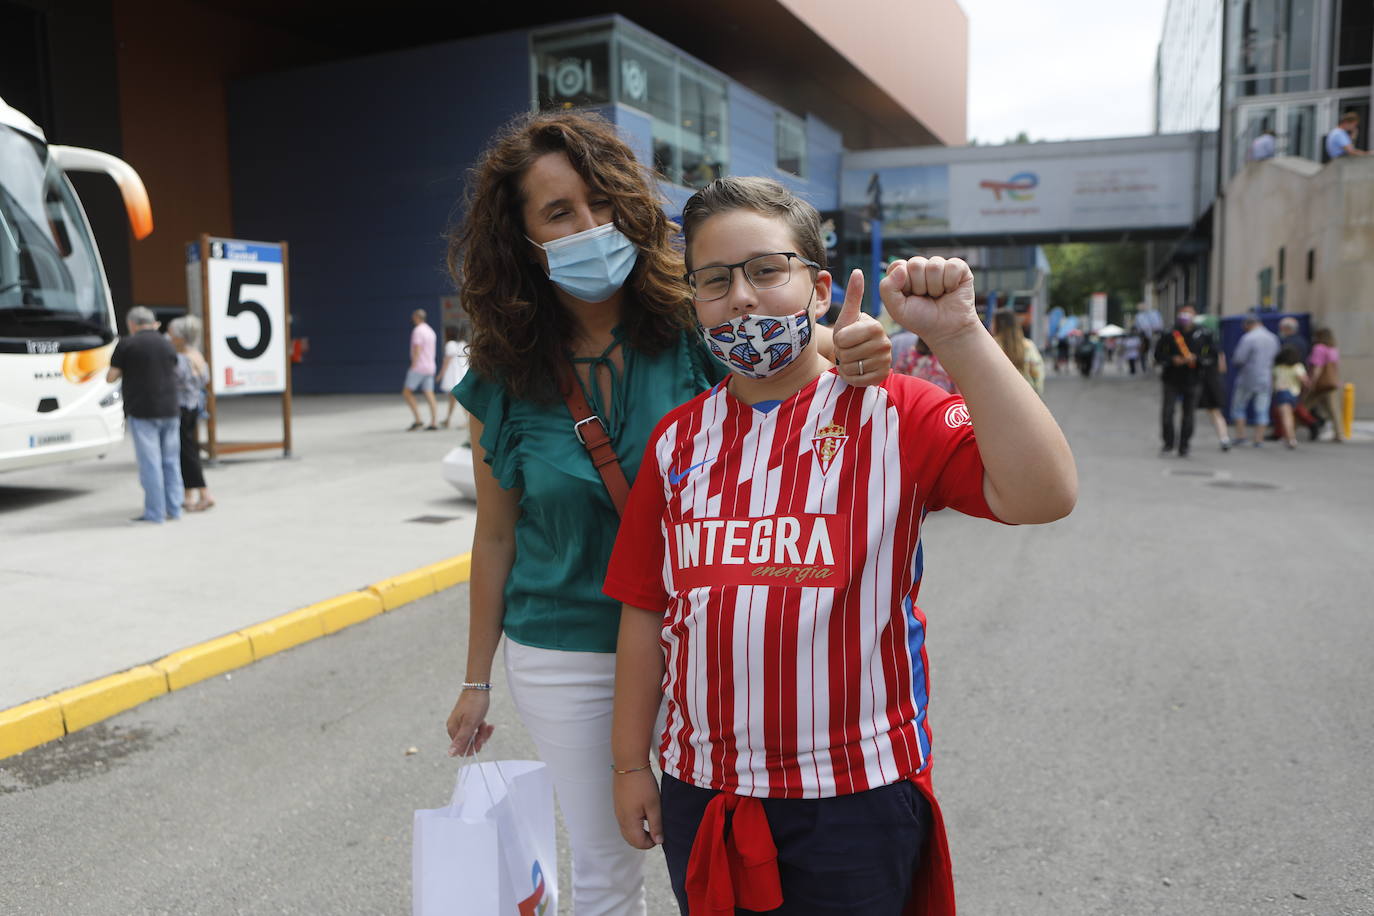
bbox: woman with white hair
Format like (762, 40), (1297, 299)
(167, 315), (214, 510)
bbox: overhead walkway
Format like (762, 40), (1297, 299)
(841, 131), (1218, 247)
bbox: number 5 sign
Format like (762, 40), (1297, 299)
(186, 235), (293, 458)
(194, 238), (288, 394)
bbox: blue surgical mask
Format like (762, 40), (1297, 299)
(527, 222), (638, 303)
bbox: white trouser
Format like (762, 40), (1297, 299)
(504, 640), (646, 916)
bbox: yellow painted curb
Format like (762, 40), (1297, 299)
(240, 607), (326, 660)
(1, 552), (475, 760)
(427, 553), (472, 592)
(0, 698), (66, 759)
(315, 591), (386, 635)
(154, 633), (255, 691)
(51, 666), (167, 734)
(368, 567), (436, 611)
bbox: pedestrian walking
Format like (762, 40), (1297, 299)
(1123, 331), (1142, 375)
(1190, 315), (1232, 450)
(1272, 346), (1308, 449)
(402, 309), (439, 430)
(167, 316), (214, 511)
(106, 306), (183, 523)
(992, 308), (1044, 395)
(1278, 316), (1309, 362)
(1230, 313), (1281, 448)
(1054, 334), (1070, 373)
(1075, 332), (1095, 378)
(437, 322), (470, 428)
(441, 112), (892, 916)
(1154, 305), (1204, 456)
(607, 177), (1076, 916)
(1303, 327), (1345, 442)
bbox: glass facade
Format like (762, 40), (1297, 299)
(531, 21), (729, 190)
(1155, 0), (1224, 133)
(776, 110), (807, 178)
(533, 25), (613, 111)
(1333, 0), (1372, 88)
(1232, 0), (1318, 96)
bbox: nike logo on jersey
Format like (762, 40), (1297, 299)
(668, 457), (714, 485)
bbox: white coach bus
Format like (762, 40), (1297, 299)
(0, 95), (153, 473)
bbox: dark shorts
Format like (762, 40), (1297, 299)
(1274, 390), (1299, 407)
(1197, 370), (1224, 409)
(660, 772), (931, 915)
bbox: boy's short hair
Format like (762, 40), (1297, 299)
(681, 177), (826, 271)
(1340, 111), (1359, 125)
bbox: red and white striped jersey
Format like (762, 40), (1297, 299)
(605, 368), (1000, 799)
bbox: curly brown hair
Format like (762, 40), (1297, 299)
(447, 111), (693, 403)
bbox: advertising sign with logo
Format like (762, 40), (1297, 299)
(948, 150), (1196, 235)
(202, 238), (287, 396)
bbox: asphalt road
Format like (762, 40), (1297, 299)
(3, 372), (1372, 916)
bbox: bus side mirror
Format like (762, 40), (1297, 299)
(48, 145), (154, 240)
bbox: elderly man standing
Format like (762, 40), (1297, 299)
(107, 306), (184, 522)
(1230, 313), (1281, 448)
(1278, 316), (1309, 362)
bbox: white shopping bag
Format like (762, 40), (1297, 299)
(413, 760), (559, 916)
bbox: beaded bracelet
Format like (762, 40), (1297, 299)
(461, 681), (493, 691)
(611, 762), (653, 775)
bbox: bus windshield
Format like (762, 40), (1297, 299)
(0, 123), (110, 351)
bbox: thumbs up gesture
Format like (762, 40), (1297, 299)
(831, 269), (891, 385)
(879, 257), (979, 347)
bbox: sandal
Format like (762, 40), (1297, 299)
(407, 421), (424, 431)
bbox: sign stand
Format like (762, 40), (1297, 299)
(188, 234), (293, 461)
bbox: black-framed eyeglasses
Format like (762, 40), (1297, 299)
(685, 252), (821, 301)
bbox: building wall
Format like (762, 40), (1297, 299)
(225, 24), (846, 393)
(725, 82), (841, 211)
(226, 31), (531, 394)
(1218, 155), (1374, 416)
(777, 0), (968, 145)
(112, 0), (329, 313)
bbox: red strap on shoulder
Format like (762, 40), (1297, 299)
(557, 361), (630, 516)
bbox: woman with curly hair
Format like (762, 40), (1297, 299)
(442, 111), (890, 914)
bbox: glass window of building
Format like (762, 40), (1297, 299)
(535, 21), (730, 190)
(533, 27), (612, 110)
(616, 34), (678, 180)
(776, 111), (807, 177)
(1232, 0), (1317, 96)
(1333, 0), (1373, 89)
(677, 66), (728, 189)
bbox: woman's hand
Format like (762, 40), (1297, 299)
(446, 689), (496, 757)
(830, 269), (892, 386)
(613, 768), (663, 849)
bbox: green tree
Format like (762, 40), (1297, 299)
(1044, 243), (1146, 325)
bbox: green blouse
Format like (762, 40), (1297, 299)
(454, 328), (726, 653)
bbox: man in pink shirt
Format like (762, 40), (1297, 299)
(403, 309), (439, 430)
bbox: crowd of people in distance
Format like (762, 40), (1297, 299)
(1155, 307), (1345, 455)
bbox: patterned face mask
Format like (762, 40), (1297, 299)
(698, 303), (814, 380)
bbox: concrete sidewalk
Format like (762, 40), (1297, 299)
(0, 394), (477, 711)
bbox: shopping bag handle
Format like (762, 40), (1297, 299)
(449, 729), (515, 814)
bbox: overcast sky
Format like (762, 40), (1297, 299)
(960, 0), (1171, 144)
